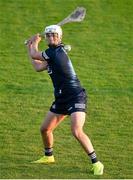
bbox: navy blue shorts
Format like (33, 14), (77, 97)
(50, 89), (87, 115)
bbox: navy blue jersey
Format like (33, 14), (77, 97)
(42, 44), (83, 100)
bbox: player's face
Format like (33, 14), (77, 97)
(45, 33), (61, 46)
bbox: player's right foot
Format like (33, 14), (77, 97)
(32, 155), (55, 164)
(91, 161), (104, 175)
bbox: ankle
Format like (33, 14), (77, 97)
(88, 151), (98, 164)
(44, 147), (53, 156)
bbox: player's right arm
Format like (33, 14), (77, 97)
(26, 34), (48, 72)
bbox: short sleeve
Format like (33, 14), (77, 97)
(42, 50), (50, 62)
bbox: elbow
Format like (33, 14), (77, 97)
(33, 66), (43, 72)
(31, 60), (47, 72)
(35, 68), (43, 72)
(34, 65), (46, 72)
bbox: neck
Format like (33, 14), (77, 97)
(48, 42), (63, 48)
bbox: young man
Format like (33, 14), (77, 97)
(26, 25), (104, 175)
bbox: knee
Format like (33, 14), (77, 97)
(71, 127), (83, 139)
(40, 126), (52, 135)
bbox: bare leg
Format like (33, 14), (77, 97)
(71, 112), (104, 175)
(71, 112), (94, 154)
(40, 111), (66, 148)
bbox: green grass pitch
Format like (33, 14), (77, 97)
(0, 0), (133, 178)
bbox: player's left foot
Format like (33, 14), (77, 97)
(91, 161), (104, 175)
(31, 155), (55, 164)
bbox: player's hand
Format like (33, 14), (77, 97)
(31, 34), (42, 44)
(25, 34), (41, 46)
